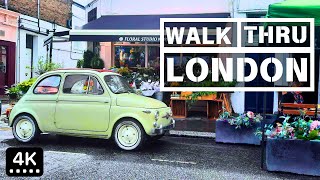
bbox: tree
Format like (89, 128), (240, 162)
(91, 55), (105, 69)
(83, 50), (94, 68)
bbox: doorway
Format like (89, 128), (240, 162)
(244, 53), (275, 113)
(0, 40), (15, 95)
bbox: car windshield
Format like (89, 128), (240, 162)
(104, 75), (134, 94)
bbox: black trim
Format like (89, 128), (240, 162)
(33, 75), (62, 95)
(54, 31), (70, 37)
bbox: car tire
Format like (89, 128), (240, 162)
(113, 119), (145, 151)
(12, 115), (40, 143)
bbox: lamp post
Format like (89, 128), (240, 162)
(48, 21), (56, 63)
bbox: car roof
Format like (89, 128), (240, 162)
(49, 68), (119, 76)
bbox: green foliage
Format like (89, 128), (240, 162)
(181, 80), (237, 87)
(17, 78), (37, 94)
(5, 78), (37, 99)
(185, 92), (217, 105)
(76, 59), (84, 68)
(219, 108), (262, 129)
(308, 130), (319, 140)
(255, 113), (320, 141)
(83, 50), (95, 68)
(36, 59), (61, 75)
(91, 55), (105, 69)
(5, 86), (20, 95)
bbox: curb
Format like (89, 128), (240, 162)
(168, 130), (216, 139)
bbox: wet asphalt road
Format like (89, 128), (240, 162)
(0, 128), (318, 180)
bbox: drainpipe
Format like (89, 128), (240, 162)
(37, 0), (40, 33)
(4, 0), (8, 9)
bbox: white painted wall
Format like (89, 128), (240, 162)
(72, 1), (87, 61)
(16, 4), (87, 83)
(86, 0), (230, 18)
(16, 15), (74, 82)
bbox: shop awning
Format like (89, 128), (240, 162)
(267, 0), (320, 26)
(67, 13), (229, 42)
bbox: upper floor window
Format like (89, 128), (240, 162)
(88, 7), (97, 22)
(34, 75), (61, 94)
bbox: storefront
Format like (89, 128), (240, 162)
(68, 13), (230, 70)
(0, 8), (19, 95)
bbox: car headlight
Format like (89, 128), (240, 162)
(155, 110), (159, 121)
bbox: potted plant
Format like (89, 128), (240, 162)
(216, 108), (263, 145)
(17, 78), (37, 95)
(256, 113), (320, 176)
(5, 86), (20, 101)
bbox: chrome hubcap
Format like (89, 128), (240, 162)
(15, 119), (34, 140)
(117, 124), (139, 147)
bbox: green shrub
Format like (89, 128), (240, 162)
(17, 78), (37, 94)
(36, 59), (61, 75)
(83, 50), (94, 68)
(91, 55), (104, 69)
(76, 59), (84, 68)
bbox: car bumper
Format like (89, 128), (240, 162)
(151, 119), (175, 135)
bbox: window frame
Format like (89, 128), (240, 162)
(33, 74), (62, 95)
(62, 74), (105, 95)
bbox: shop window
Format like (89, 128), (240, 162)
(34, 75), (61, 94)
(114, 46), (145, 68)
(147, 46), (160, 70)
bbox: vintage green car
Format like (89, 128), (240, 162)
(9, 69), (175, 150)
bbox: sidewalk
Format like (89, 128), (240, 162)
(169, 114), (277, 138)
(169, 117), (216, 138)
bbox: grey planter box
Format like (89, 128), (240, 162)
(266, 138), (320, 176)
(215, 120), (261, 145)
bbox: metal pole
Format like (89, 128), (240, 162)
(37, 0), (40, 33)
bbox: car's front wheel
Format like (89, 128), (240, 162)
(113, 119), (145, 150)
(12, 115), (40, 143)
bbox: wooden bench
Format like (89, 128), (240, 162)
(170, 97), (223, 120)
(280, 103), (318, 117)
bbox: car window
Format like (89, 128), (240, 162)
(104, 75), (134, 94)
(88, 76), (104, 95)
(63, 75), (104, 95)
(34, 75), (61, 94)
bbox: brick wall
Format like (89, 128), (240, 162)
(8, 0), (71, 27)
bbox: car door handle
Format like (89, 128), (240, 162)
(101, 100), (109, 103)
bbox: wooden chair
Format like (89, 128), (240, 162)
(280, 103), (318, 117)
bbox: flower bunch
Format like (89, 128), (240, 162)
(218, 109), (262, 129)
(256, 116), (320, 141)
(264, 117), (295, 139)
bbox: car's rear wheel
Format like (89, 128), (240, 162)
(113, 119), (145, 150)
(12, 115), (40, 143)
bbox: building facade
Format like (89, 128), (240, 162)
(0, 7), (19, 95)
(230, 0), (284, 114)
(0, 0), (87, 95)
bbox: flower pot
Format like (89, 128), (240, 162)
(199, 94), (217, 100)
(266, 138), (320, 176)
(215, 120), (261, 145)
(8, 94), (18, 100)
